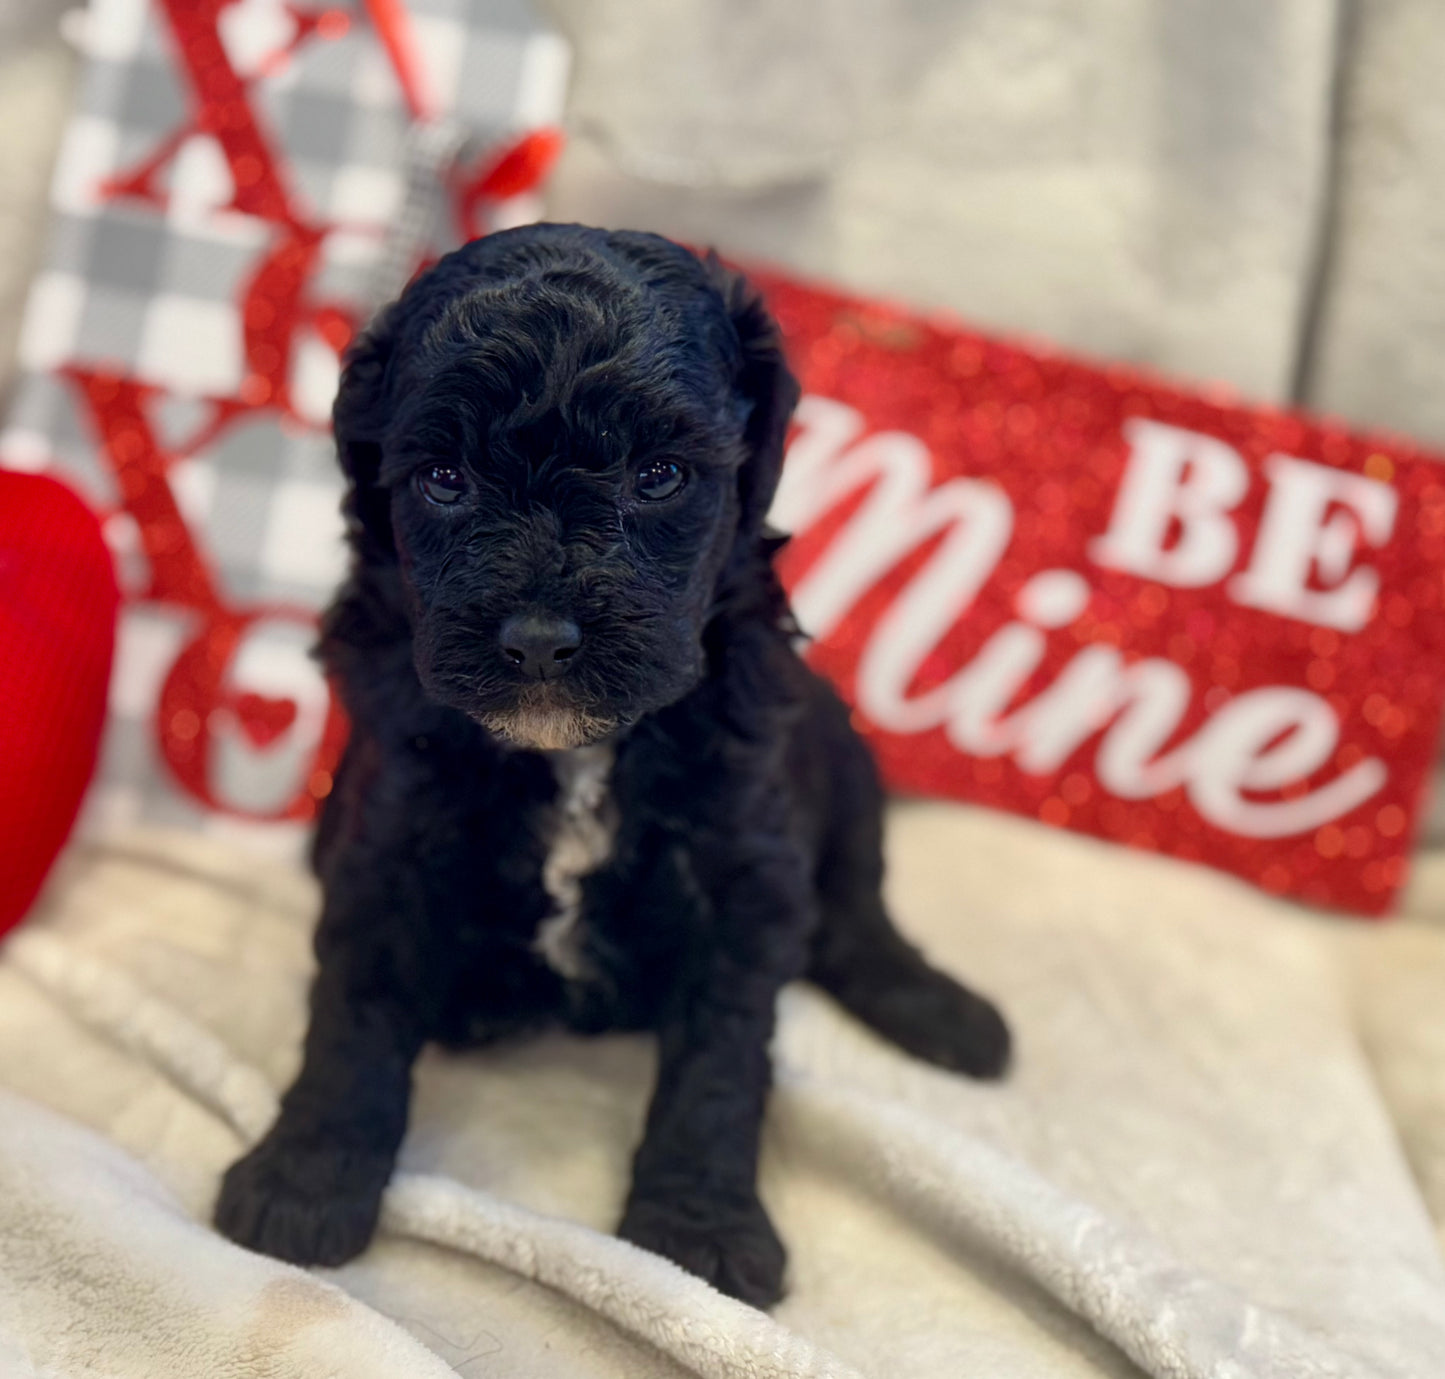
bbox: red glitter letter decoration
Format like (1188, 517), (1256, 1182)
(64, 1), (557, 823)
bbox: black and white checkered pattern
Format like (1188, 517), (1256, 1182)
(1, 0), (569, 853)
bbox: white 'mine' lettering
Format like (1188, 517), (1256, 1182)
(768, 398), (1389, 839)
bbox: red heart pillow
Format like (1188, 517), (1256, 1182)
(0, 471), (119, 934)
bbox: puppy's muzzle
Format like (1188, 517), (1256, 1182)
(499, 613), (582, 681)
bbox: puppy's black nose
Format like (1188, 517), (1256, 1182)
(499, 614), (582, 680)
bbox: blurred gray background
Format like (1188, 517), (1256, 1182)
(4, 0), (1445, 445)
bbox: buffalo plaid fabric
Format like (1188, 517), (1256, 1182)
(0, 0), (569, 852)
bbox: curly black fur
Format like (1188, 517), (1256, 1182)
(214, 224), (1011, 1307)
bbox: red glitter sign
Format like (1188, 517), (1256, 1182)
(758, 268), (1445, 915)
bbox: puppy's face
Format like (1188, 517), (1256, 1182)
(336, 229), (796, 751)
(384, 344), (742, 751)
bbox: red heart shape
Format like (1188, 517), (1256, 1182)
(0, 472), (118, 934)
(228, 690), (298, 749)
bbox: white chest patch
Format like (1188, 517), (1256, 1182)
(535, 744), (617, 980)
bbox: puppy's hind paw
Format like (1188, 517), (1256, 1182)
(843, 966), (1012, 1079)
(619, 1192), (786, 1309)
(906, 980), (1011, 1079)
(214, 1130), (393, 1267)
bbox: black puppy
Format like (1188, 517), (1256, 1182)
(215, 224), (1010, 1306)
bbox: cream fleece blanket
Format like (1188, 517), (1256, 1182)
(1, 806), (1443, 1379)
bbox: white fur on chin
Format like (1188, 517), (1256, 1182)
(479, 700), (617, 752)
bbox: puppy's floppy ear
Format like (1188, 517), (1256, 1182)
(333, 305), (399, 557)
(707, 258), (801, 537)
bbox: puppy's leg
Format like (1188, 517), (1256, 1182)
(214, 954), (422, 1266)
(809, 726), (1011, 1079)
(216, 736), (548, 1266)
(618, 821), (809, 1308)
(620, 979), (787, 1306)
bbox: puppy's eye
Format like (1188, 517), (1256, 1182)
(415, 464), (469, 506)
(634, 459), (686, 502)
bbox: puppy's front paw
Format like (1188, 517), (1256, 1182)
(619, 1190), (786, 1308)
(214, 1129), (393, 1267)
